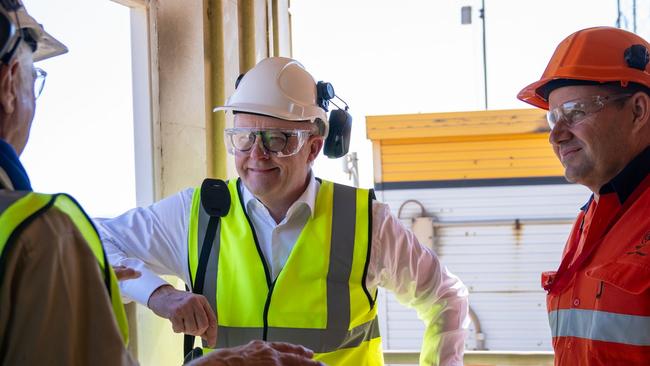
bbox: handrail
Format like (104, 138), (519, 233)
(383, 350), (554, 365)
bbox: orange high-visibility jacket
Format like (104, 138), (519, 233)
(542, 148), (650, 366)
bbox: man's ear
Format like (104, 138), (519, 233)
(630, 91), (650, 133)
(0, 60), (18, 115)
(307, 136), (324, 163)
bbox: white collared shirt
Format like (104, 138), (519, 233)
(97, 175), (469, 366)
(241, 175), (317, 279)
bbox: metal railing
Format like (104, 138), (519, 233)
(384, 350), (554, 365)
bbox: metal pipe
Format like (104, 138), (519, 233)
(271, 0), (280, 56)
(397, 199), (427, 219)
(238, 0), (256, 72)
(633, 0), (637, 33)
(480, 0), (488, 110)
(341, 152), (359, 187)
(206, 0), (227, 179)
(431, 217), (574, 228)
(468, 305), (487, 350)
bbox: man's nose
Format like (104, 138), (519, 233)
(549, 119), (572, 146)
(249, 135), (269, 159)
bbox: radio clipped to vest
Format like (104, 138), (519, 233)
(184, 178), (230, 363)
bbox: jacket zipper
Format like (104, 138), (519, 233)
(262, 279), (278, 340)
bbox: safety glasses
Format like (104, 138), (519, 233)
(224, 128), (312, 157)
(33, 67), (46, 99)
(546, 94), (631, 130)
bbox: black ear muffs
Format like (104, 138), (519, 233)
(324, 108), (352, 158)
(316, 80), (353, 158)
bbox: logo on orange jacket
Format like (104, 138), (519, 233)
(626, 231), (650, 256)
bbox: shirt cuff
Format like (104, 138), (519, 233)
(118, 267), (169, 306)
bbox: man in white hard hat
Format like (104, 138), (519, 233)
(99, 57), (469, 365)
(0, 2), (321, 365)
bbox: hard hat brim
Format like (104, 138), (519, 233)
(518, 74), (636, 111)
(213, 103), (327, 123)
(15, 6), (68, 62)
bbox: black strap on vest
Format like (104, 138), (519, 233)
(183, 179), (230, 362)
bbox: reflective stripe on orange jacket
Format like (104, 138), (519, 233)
(542, 147), (650, 366)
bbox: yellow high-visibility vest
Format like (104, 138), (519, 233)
(188, 178), (383, 365)
(0, 191), (129, 345)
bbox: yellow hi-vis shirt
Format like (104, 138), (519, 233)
(188, 178), (383, 365)
(0, 191), (129, 345)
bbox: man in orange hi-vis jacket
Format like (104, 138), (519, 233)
(517, 27), (650, 365)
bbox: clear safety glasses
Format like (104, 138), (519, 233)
(224, 128), (312, 157)
(546, 94), (631, 130)
(33, 67), (46, 99)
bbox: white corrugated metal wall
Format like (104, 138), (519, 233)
(375, 183), (591, 351)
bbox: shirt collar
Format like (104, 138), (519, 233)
(599, 146), (650, 204)
(0, 139), (31, 191)
(240, 172), (319, 219)
(579, 195), (593, 212)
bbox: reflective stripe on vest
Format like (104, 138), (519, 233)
(216, 317), (381, 352)
(550, 309), (650, 346)
(0, 191), (129, 345)
(188, 179), (382, 363)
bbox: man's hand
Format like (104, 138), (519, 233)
(147, 285), (217, 347)
(186, 340), (324, 366)
(112, 265), (141, 281)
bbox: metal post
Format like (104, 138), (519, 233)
(633, 0), (637, 33)
(479, 0), (488, 110)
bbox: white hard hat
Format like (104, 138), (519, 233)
(0, 0), (68, 62)
(214, 57), (329, 136)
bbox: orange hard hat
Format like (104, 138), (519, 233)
(517, 26), (650, 110)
